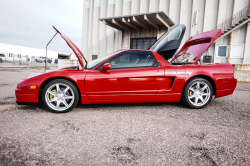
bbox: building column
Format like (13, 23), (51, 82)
(87, 0), (94, 61)
(149, 0), (159, 12)
(169, 0), (181, 25)
(243, 22), (250, 64)
(113, 0), (123, 52)
(213, 0), (233, 63)
(106, 2), (115, 55)
(121, 0), (132, 49)
(98, 0), (108, 58)
(179, 0), (192, 47)
(230, 0), (249, 64)
(131, 0), (140, 14)
(159, 0), (170, 16)
(92, 1), (101, 60)
(140, 0), (149, 13)
(203, 0), (219, 63)
(81, 0), (89, 58)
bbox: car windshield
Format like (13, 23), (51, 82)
(85, 50), (122, 69)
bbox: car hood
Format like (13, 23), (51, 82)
(171, 29), (222, 64)
(53, 26), (87, 69)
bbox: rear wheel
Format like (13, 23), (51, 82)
(42, 79), (79, 113)
(181, 77), (213, 109)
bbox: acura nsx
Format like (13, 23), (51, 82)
(15, 25), (237, 113)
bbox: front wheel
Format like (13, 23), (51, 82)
(181, 77), (213, 109)
(42, 79), (79, 113)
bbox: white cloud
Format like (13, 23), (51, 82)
(0, 0), (83, 53)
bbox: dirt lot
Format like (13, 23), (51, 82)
(0, 68), (250, 165)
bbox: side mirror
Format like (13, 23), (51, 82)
(100, 63), (111, 73)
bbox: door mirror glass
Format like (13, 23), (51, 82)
(100, 63), (111, 73)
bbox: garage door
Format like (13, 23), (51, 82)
(130, 37), (157, 50)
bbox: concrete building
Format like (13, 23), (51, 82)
(81, 0), (250, 64)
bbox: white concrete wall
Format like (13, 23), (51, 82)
(169, 0), (181, 25)
(229, 0), (250, 64)
(213, 0), (233, 63)
(179, 0), (192, 46)
(82, 0), (250, 64)
(243, 22), (250, 64)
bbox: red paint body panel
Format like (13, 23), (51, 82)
(85, 66), (164, 100)
(16, 94), (38, 103)
(216, 89), (235, 98)
(15, 54), (236, 105)
(171, 29), (222, 63)
(81, 93), (181, 104)
(15, 28), (236, 106)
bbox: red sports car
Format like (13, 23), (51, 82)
(15, 25), (237, 113)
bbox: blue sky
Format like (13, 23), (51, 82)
(0, 0), (83, 53)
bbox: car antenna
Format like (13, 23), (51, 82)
(45, 32), (58, 73)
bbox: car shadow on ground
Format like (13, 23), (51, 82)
(10, 102), (187, 113)
(75, 102), (186, 109)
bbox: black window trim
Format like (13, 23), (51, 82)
(94, 50), (160, 70)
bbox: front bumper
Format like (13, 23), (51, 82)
(16, 101), (38, 106)
(15, 93), (38, 103)
(15, 79), (39, 104)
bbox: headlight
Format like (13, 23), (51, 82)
(27, 73), (42, 79)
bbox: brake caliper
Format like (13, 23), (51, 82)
(50, 89), (56, 99)
(189, 90), (193, 96)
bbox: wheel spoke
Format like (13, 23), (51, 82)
(189, 94), (195, 99)
(201, 84), (208, 91)
(196, 82), (200, 89)
(202, 93), (210, 96)
(190, 87), (195, 92)
(200, 97), (204, 103)
(194, 97), (198, 104)
(62, 100), (69, 108)
(63, 87), (70, 93)
(48, 97), (57, 103)
(56, 101), (61, 110)
(65, 95), (74, 99)
(56, 84), (60, 92)
(47, 90), (56, 96)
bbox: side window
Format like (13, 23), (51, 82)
(96, 51), (159, 70)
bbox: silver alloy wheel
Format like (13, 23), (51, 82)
(45, 83), (74, 111)
(187, 81), (211, 107)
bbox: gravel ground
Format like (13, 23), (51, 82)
(0, 68), (250, 165)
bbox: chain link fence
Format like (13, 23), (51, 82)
(0, 53), (58, 69)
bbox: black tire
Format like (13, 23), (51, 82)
(181, 77), (213, 109)
(41, 79), (79, 113)
(0, 59), (2, 63)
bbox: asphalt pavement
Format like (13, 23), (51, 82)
(0, 68), (249, 165)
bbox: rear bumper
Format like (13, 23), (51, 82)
(216, 88), (235, 98)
